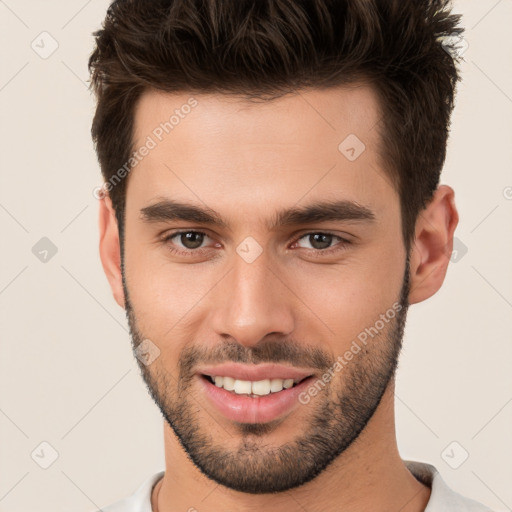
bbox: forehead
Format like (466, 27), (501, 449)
(133, 84), (382, 152)
(127, 85), (396, 228)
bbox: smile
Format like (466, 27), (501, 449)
(203, 375), (308, 396)
(196, 363), (317, 423)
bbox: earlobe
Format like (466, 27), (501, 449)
(98, 195), (126, 309)
(408, 185), (459, 305)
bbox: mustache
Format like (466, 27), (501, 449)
(179, 338), (334, 375)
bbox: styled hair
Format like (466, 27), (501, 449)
(89, 0), (464, 251)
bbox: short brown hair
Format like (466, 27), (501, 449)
(89, 0), (464, 251)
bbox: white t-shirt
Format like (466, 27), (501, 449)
(97, 460), (494, 511)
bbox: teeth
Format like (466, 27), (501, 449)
(270, 378), (284, 392)
(252, 379), (271, 396)
(283, 378), (294, 389)
(222, 376), (235, 391)
(234, 379), (252, 394)
(210, 376), (300, 395)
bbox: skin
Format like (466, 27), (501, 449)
(99, 85), (458, 512)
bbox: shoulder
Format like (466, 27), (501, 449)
(404, 460), (495, 512)
(93, 471), (165, 512)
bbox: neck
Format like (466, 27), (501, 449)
(153, 380), (431, 512)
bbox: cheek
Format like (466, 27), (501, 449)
(288, 252), (405, 346)
(123, 240), (207, 343)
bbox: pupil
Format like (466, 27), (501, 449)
(311, 233), (331, 250)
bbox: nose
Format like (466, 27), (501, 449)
(210, 250), (296, 348)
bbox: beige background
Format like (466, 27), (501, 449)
(0, 1), (511, 511)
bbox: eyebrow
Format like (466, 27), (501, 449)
(140, 198), (376, 231)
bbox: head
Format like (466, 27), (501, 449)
(91, 0), (462, 494)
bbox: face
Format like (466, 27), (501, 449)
(119, 86), (410, 493)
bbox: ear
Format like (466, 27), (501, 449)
(408, 185), (459, 305)
(98, 194), (125, 309)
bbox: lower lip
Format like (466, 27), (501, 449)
(198, 375), (314, 424)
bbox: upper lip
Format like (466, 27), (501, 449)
(198, 363), (314, 382)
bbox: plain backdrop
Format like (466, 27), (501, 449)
(0, 1), (511, 511)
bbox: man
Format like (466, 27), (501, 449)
(89, 0), (493, 510)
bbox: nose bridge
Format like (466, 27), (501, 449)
(211, 247), (295, 346)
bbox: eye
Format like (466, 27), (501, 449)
(162, 230), (214, 255)
(161, 230), (350, 257)
(293, 232), (350, 255)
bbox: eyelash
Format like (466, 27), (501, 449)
(161, 230), (351, 258)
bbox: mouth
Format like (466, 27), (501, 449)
(201, 374), (310, 397)
(196, 364), (317, 424)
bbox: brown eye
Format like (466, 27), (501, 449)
(177, 231), (205, 249)
(296, 233), (340, 250)
(163, 230), (211, 252)
(308, 233), (333, 250)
